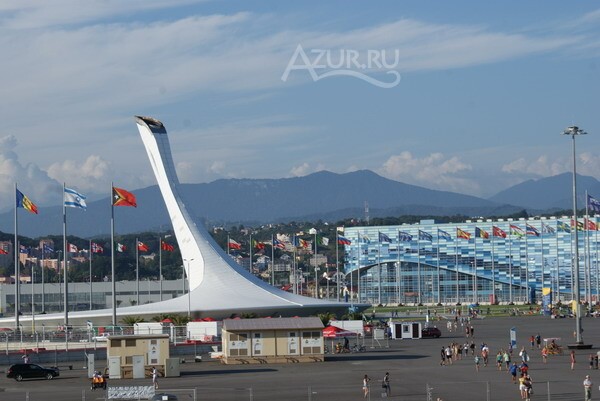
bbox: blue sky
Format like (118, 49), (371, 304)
(0, 1), (598, 211)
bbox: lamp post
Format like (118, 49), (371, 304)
(184, 258), (194, 318)
(563, 125), (590, 348)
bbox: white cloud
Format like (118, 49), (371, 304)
(290, 163), (311, 177)
(502, 152), (600, 179)
(0, 135), (59, 208)
(378, 151), (478, 194)
(46, 155), (113, 193)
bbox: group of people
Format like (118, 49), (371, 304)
(362, 372), (390, 398)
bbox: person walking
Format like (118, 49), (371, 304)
(151, 366), (159, 389)
(571, 350), (576, 370)
(382, 372), (391, 397)
(362, 374), (371, 399)
(584, 375), (593, 401)
(474, 354), (481, 372)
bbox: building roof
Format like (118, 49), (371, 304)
(223, 317), (324, 331)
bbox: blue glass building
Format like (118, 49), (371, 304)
(343, 217), (599, 305)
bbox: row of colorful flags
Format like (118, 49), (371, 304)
(227, 233), (341, 252)
(16, 185), (137, 214)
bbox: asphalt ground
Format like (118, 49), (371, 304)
(1, 314), (600, 401)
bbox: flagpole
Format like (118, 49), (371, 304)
(540, 224), (544, 301)
(377, 235), (381, 305)
(249, 233), (253, 274)
(110, 182), (117, 326)
(227, 234), (230, 256)
(335, 232), (339, 302)
(136, 238), (140, 306)
(271, 234), (275, 287)
(89, 239), (93, 311)
(524, 226), (528, 304)
(556, 223), (560, 302)
(14, 183), (20, 330)
(585, 192), (591, 307)
(41, 244), (45, 313)
(314, 232), (318, 299)
(417, 234), (421, 305)
(63, 182), (69, 326)
(436, 231), (440, 305)
(473, 234), (477, 304)
(491, 226), (496, 304)
(455, 228), (459, 305)
(159, 236), (163, 301)
(397, 232), (401, 305)
(509, 228), (513, 304)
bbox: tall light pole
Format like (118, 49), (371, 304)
(184, 258), (194, 318)
(563, 125), (590, 348)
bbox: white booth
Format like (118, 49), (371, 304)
(389, 321), (422, 339)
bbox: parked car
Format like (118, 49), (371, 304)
(421, 327), (442, 338)
(92, 333), (111, 342)
(6, 363), (60, 381)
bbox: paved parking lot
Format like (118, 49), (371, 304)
(1, 315), (599, 400)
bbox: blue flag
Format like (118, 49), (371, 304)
(438, 229), (452, 240)
(588, 194), (600, 213)
(398, 231), (413, 242)
(64, 187), (87, 210)
(378, 232), (392, 243)
(419, 230), (432, 241)
(43, 244), (54, 253)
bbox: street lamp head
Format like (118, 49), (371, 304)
(562, 126), (587, 136)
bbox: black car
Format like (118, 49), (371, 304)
(421, 327), (442, 338)
(6, 363), (60, 381)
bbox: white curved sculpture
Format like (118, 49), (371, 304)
(2, 116), (353, 326)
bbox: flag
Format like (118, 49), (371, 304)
(493, 226), (507, 238)
(571, 219), (584, 231)
(475, 227), (489, 239)
(360, 234), (371, 243)
(43, 244), (54, 253)
(161, 241), (174, 252)
(228, 239), (242, 250)
(457, 228), (471, 240)
(526, 224), (540, 236)
(541, 223), (555, 235)
(16, 189), (38, 214)
(91, 242), (104, 253)
(0, 248), (8, 255)
(336, 226), (345, 233)
(588, 194), (600, 213)
(337, 235), (351, 245)
(137, 241), (149, 252)
(419, 230), (432, 241)
(68, 243), (78, 253)
(378, 232), (392, 243)
(299, 238), (311, 249)
(398, 231), (413, 242)
(509, 224), (525, 237)
(253, 240), (266, 250)
(277, 233), (291, 243)
(317, 235), (330, 246)
(116, 243), (126, 252)
(585, 218), (598, 231)
(438, 229), (452, 240)
(19, 245), (30, 254)
(272, 239), (286, 249)
(557, 221), (571, 233)
(112, 187), (137, 207)
(64, 187), (87, 210)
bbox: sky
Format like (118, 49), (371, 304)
(0, 1), (599, 211)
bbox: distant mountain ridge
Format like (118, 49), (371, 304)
(488, 172), (600, 210)
(0, 170), (529, 238)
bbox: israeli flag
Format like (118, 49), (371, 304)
(64, 187), (87, 209)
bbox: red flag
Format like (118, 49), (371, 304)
(68, 243), (78, 252)
(112, 187), (137, 207)
(137, 241), (149, 252)
(116, 243), (127, 252)
(228, 239), (242, 250)
(493, 226), (507, 238)
(456, 228), (471, 240)
(585, 218), (598, 231)
(161, 241), (174, 252)
(91, 242), (104, 253)
(0, 248), (8, 255)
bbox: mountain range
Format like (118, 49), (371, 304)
(0, 170), (596, 238)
